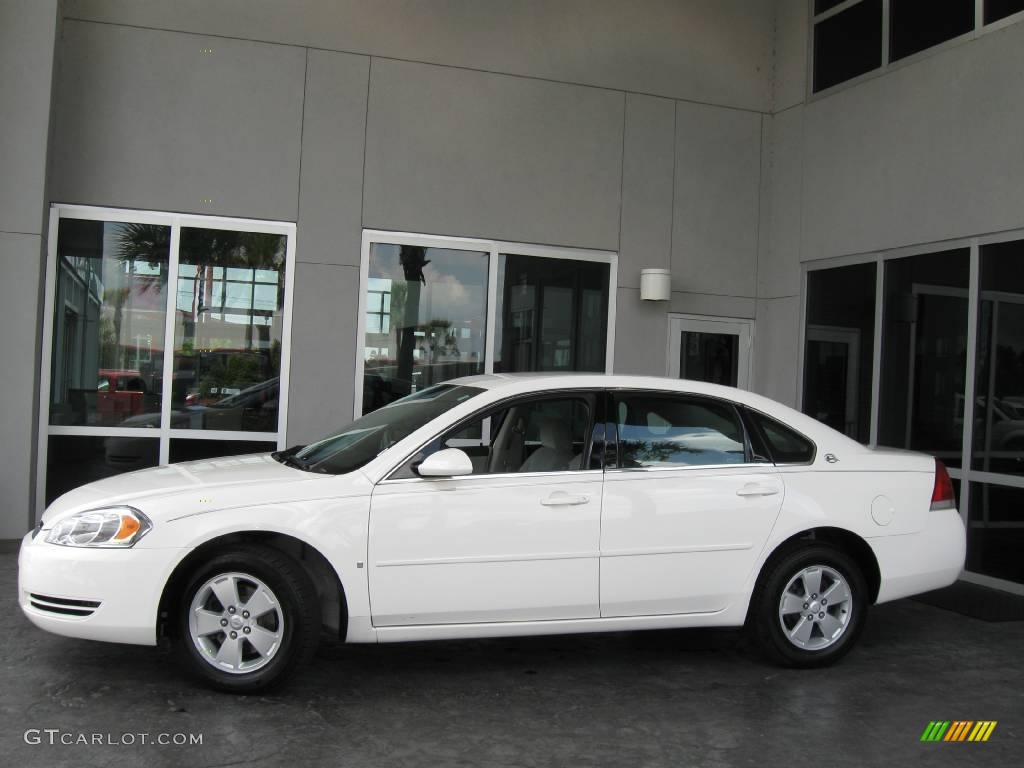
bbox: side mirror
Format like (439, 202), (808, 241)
(416, 448), (474, 478)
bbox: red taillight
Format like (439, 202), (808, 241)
(931, 459), (956, 510)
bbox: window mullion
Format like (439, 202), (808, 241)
(959, 240), (981, 527)
(484, 246), (499, 375)
(881, 0), (891, 66)
(869, 256), (884, 446)
(158, 221), (181, 465)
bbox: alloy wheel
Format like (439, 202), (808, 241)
(188, 571), (284, 674)
(777, 564), (853, 651)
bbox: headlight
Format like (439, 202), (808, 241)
(46, 506), (152, 548)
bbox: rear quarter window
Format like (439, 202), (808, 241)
(747, 410), (816, 464)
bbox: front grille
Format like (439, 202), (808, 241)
(28, 593), (101, 617)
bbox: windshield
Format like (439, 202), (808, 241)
(286, 384), (484, 474)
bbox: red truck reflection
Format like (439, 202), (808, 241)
(96, 369), (152, 424)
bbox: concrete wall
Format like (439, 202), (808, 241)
(62, 0), (776, 112)
(0, 0), (58, 537)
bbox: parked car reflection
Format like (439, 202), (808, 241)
(104, 378), (280, 467)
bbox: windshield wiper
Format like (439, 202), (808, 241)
(272, 446), (314, 471)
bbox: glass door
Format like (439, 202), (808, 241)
(667, 315), (752, 389)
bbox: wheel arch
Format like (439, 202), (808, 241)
(745, 526), (881, 623)
(157, 531), (348, 643)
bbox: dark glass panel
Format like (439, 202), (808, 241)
(169, 439), (276, 463)
(813, 0), (883, 92)
(967, 482), (1024, 585)
(971, 240), (1024, 476)
(679, 332), (739, 386)
(495, 255), (609, 373)
(803, 263), (876, 442)
(890, 0), (974, 62)
(46, 435), (159, 505)
(878, 249), (969, 466)
(985, 0), (1024, 23)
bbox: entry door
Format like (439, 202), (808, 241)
(668, 315), (752, 389)
(368, 393), (602, 626)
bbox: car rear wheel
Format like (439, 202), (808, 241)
(176, 544), (320, 692)
(752, 545), (867, 667)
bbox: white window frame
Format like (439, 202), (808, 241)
(36, 204), (297, 517)
(799, 227), (1024, 595)
(354, 229), (618, 419)
(666, 313), (754, 390)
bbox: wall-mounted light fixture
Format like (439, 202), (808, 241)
(640, 268), (671, 301)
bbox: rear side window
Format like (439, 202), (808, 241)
(612, 394), (747, 468)
(747, 410), (816, 464)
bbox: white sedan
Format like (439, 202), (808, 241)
(19, 374), (966, 691)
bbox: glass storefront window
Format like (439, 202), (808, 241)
(362, 244), (488, 414)
(878, 248), (969, 466)
(42, 207), (295, 507)
(46, 435), (159, 505)
(802, 241), (1024, 590)
(967, 482), (1024, 585)
(172, 228), (288, 432)
(169, 439), (277, 463)
(359, 236), (616, 416)
(49, 218), (170, 428)
(972, 240), (1024, 476)
(802, 262), (876, 442)
(495, 254), (609, 373)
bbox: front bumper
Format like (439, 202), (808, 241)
(871, 508), (967, 604)
(18, 531), (185, 646)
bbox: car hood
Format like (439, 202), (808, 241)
(40, 453), (330, 526)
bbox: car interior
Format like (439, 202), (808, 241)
(403, 396), (592, 477)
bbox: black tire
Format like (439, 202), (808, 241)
(175, 544), (320, 693)
(751, 545), (867, 668)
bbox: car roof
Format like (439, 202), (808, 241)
(454, 372), (765, 403)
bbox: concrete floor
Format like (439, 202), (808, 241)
(1, 549), (1020, 768)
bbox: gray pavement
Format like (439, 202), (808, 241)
(1, 549), (1020, 767)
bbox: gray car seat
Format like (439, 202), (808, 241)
(519, 418), (576, 472)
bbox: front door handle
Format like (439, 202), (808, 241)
(736, 483), (780, 497)
(540, 492), (590, 506)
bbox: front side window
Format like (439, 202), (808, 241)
(392, 394), (595, 479)
(612, 394), (747, 469)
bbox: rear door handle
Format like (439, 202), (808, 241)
(540, 492), (590, 506)
(736, 483), (780, 497)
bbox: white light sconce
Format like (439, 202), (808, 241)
(640, 268), (671, 301)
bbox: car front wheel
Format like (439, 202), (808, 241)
(752, 545), (866, 668)
(176, 544), (320, 692)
